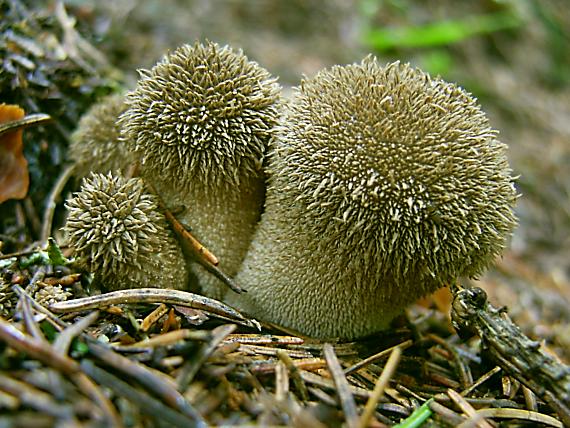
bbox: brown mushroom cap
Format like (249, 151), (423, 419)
(119, 40), (280, 189)
(228, 58), (518, 339)
(63, 172), (187, 291)
(69, 94), (133, 177)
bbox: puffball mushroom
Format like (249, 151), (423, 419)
(63, 172), (188, 291)
(68, 94), (133, 177)
(227, 58), (518, 340)
(119, 41), (280, 299)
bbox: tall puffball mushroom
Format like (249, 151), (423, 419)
(119, 41), (281, 299)
(227, 58), (518, 339)
(63, 172), (188, 290)
(68, 94), (134, 177)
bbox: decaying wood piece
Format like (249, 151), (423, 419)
(451, 286), (570, 426)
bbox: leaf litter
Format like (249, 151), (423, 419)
(1, 1), (569, 426)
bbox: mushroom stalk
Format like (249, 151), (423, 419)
(150, 174), (264, 296)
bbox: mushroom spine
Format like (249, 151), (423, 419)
(69, 93), (133, 178)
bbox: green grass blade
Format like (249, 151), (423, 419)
(393, 398), (434, 428)
(364, 12), (522, 50)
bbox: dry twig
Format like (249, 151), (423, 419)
(49, 288), (259, 329)
(324, 343), (359, 428)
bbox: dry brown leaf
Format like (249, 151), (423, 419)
(0, 103), (29, 203)
(417, 286), (453, 315)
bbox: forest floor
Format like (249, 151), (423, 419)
(1, 1), (569, 426)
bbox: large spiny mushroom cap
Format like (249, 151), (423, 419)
(274, 58), (518, 297)
(69, 94), (133, 177)
(119, 41), (281, 188)
(63, 172), (187, 290)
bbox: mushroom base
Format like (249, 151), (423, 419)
(151, 175), (265, 299)
(225, 208), (431, 340)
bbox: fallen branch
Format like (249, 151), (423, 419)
(451, 286), (570, 426)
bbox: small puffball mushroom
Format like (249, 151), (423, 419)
(119, 41), (281, 299)
(63, 172), (188, 291)
(227, 58), (518, 340)
(68, 94), (134, 177)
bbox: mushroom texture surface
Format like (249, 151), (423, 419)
(63, 172), (187, 291)
(69, 94), (133, 178)
(227, 58), (518, 340)
(119, 41), (281, 299)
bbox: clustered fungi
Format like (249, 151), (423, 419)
(64, 173), (187, 291)
(119, 41), (281, 189)
(65, 43), (518, 339)
(118, 41), (281, 299)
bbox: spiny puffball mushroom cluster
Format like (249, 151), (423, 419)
(226, 58), (518, 339)
(68, 93), (133, 178)
(67, 41), (280, 297)
(65, 42), (518, 340)
(64, 173), (187, 291)
(118, 41), (281, 299)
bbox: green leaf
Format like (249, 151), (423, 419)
(394, 398), (434, 428)
(47, 237), (69, 266)
(40, 321), (58, 342)
(19, 238), (70, 268)
(20, 251), (49, 268)
(71, 339), (89, 357)
(364, 12), (522, 50)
